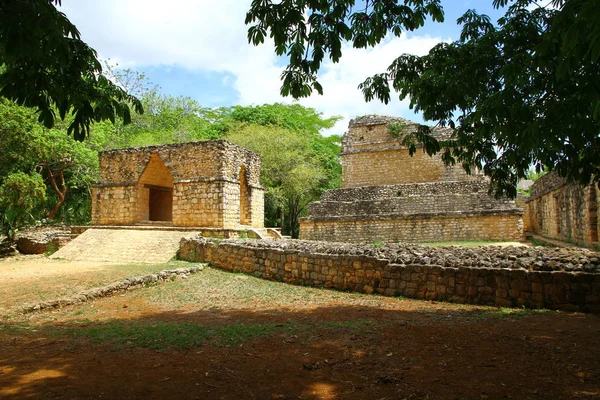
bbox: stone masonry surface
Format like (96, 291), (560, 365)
(525, 171), (599, 248)
(300, 214), (522, 243)
(179, 237), (600, 312)
(299, 116), (523, 243)
(341, 116), (475, 188)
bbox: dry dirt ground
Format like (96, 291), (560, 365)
(1, 256), (599, 400)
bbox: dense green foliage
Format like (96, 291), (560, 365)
(220, 103), (343, 192)
(226, 125), (337, 237)
(246, 0), (600, 197)
(0, 98), (98, 236)
(221, 104), (342, 236)
(0, 172), (47, 240)
(0, 0), (142, 140)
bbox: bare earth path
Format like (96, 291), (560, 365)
(0, 258), (599, 399)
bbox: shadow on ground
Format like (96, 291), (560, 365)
(1, 304), (600, 400)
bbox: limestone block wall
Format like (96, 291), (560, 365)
(526, 172), (599, 247)
(341, 116), (480, 188)
(251, 189), (265, 228)
(172, 181), (223, 226)
(91, 185), (138, 225)
(342, 149), (477, 188)
(516, 194), (531, 232)
(179, 238), (600, 312)
(308, 181), (517, 218)
(97, 141), (261, 188)
(321, 180), (490, 201)
(300, 213), (522, 243)
(343, 116), (453, 153)
(219, 181), (264, 229)
(92, 140), (264, 228)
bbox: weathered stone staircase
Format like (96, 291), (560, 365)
(51, 228), (200, 263)
(54, 225), (285, 264)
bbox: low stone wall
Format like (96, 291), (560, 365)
(179, 238), (600, 312)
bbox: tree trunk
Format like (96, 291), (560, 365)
(44, 166), (67, 220)
(288, 197), (302, 239)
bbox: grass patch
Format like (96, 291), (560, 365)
(44, 242), (59, 256)
(0, 322), (33, 334)
(59, 318), (379, 350)
(323, 319), (376, 330)
(65, 321), (279, 350)
(128, 267), (389, 311)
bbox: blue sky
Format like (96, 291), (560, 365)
(60, 1), (510, 135)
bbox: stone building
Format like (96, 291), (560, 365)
(299, 116), (523, 243)
(525, 172), (599, 248)
(91, 140), (264, 229)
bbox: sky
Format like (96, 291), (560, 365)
(59, 1), (509, 136)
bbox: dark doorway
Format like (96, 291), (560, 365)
(239, 166), (250, 225)
(147, 185), (173, 222)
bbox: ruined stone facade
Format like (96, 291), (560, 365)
(299, 116), (523, 243)
(91, 141), (264, 229)
(525, 172), (599, 248)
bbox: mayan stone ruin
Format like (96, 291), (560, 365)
(525, 171), (599, 248)
(299, 116), (523, 243)
(91, 140), (264, 229)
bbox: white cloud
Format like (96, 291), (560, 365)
(299, 34), (445, 135)
(61, 0), (445, 135)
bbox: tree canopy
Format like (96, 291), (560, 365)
(0, 0), (142, 140)
(246, 0), (600, 197)
(226, 125), (332, 238)
(0, 98), (98, 237)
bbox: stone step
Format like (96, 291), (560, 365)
(136, 220), (174, 226)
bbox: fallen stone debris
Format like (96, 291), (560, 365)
(15, 225), (72, 254)
(206, 238), (600, 273)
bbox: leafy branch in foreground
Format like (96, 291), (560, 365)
(0, 0), (143, 141)
(246, 0), (444, 98)
(247, 0), (600, 197)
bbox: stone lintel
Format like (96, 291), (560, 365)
(93, 177), (264, 190)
